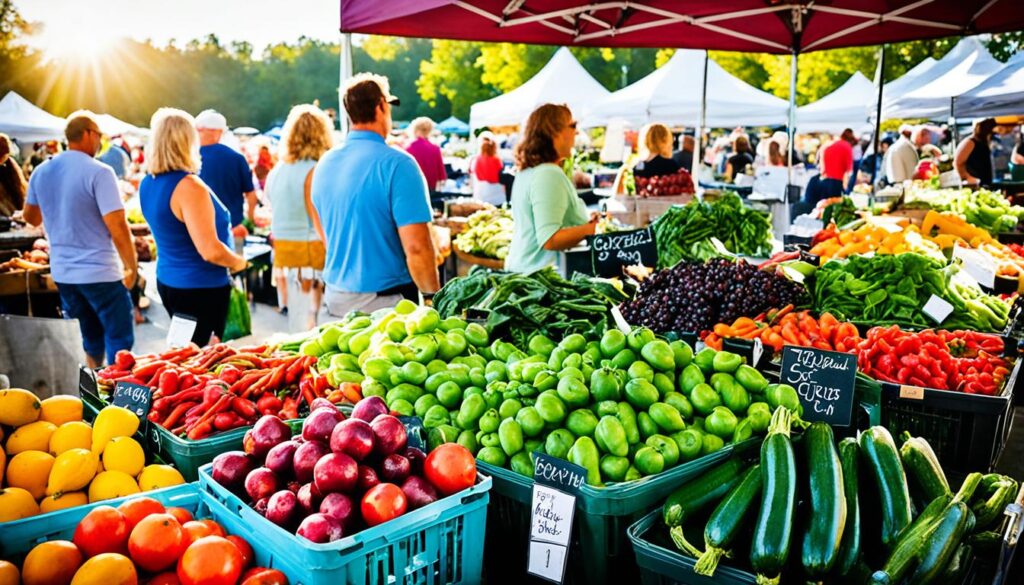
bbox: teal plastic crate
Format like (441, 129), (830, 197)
(198, 462), (491, 585)
(479, 441), (755, 585)
(628, 509), (756, 585)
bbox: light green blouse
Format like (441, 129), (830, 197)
(505, 163), (589, 273)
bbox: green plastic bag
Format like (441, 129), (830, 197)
(222, 286), (251, 341)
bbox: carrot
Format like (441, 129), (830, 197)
(703, 333), (723, 351)
(340, 382), (362, 404)
(780, 323), (801, 345)
(770, 304), (795, 324)
(766, 331), (785, 352)
(819, 313), (837, 343)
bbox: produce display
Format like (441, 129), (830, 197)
(0, 390), (185, 522)
(652, 194), (773, 268)
(453, 206), (512, 260)
(903, 185), (1024, 234)
(94, 344), (321, 440)
(433, 267), (630, 347)
(820, 197), (858, 228)
(808, 223), (946, 264)
(812, 253), (1011, 332)
(660, 415), (1019, 585)
(209, 397), (477, 543)
(703, 308), (862, 354)
(1, 494), (289, 585)
(621, 258), (807, 335)
(856, 326), (1011, 395)
(633, 169), (695, 197)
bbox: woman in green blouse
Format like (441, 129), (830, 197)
(505, 104), (598, 273)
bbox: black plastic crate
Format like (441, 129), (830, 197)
(879, 359), (1020, 476)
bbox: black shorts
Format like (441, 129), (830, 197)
(157, 281), (232, 346)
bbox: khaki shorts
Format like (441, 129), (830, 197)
(274, 240), (326, 270)
(324, 287), (402, 318)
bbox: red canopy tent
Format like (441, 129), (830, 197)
(339, 1), (1024, 54)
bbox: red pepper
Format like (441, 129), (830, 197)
(231, 397), (257, 419)
(114, 350), (135, 370)
(213, 411), (239, 431)
(158, 370), (181, 396)
(279, 396), (299, 420)
(219, 365), (242, 385)
(257, 395), (282, 415)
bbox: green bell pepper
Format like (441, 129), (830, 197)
(568, 436), (602, 486)
(600, 455), (630, 482)
(649, 403), (686, 433)
(566, 409), (599, 438)
(545, 428), (576, 459)
(640, 340), (676, 372)
(634, 446), (665, 476)
(515, 406), (545, 437)
(600, 329), (627, 358)
(624, 379), (660, 410)
(498, 418), (524, 456)
(616, 402), (641, 444)
(595, 415), (629, 457)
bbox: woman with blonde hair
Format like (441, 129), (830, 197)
(265, 104), (333, 330)
(140, 108), (246, 346)
(633, 123), (681, 179)
(505, 103), (597, 273)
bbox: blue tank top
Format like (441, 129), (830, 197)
(140, 171), (232, 288)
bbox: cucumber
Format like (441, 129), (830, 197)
(859, 426), (912, 549)
(936, 543), (972, 583)
(693, 465), (762, 577)
(899, 432), (951, 502)
(907, 502), (974, 585)
(835, 438), (861, 577)
(662, 458), (747, 528)
(802, 423), (846, 577)
(870, 495), (952, 585)
(751, 407), (796, 585)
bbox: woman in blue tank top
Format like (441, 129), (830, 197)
(140, 108), (247, 346)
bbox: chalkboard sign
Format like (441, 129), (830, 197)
(112, 381), (152, 419)
(528, 453), (586, 583)
(779, 346), (857, 426)
(666, 331), (699, 347)
(464, 308), (489, 325)
(590, 227), (657, 277)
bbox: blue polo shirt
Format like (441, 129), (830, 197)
(199, 143), (254, 226)
(311, 131), (432, 293)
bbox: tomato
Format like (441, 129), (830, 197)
(226, 535), (254, 568)
(73, 506), (129, 558)
(195, 519), (226, 538)
(128, 513), (184, 572)
(423, 443), (476, 496)
(240, 568), (289, 585)
(176, 536), (243, 585)
(180, 521), (217, 548)
(166, 507), (194, 525)
(118, 497), (167, 532)
(360, 483), (407, 527)
(149, 572), (181, 585)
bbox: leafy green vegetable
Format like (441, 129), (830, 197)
(651, 193), (772, 268)
(433, 267), (633, 347)
(454, 207), (513, 260)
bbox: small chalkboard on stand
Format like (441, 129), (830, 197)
(589, 227), (657, 278)
(112, 381), (153, 422)
(779, 346), (857, 426)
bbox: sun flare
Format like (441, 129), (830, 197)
(29, 6), (119, 62)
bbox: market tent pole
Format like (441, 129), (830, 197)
(692, 50), (709, 183)
(786, 50), (798, 183)
(338, 33), (353, 136)
(872, 44), (887, 187)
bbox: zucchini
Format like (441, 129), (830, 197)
(899, 432), (951, 502)
(693, 465), (762, 576)
(907, 501), (974, 585)
(936, 543), (972, 583)
(750, 407), (796, 585)
(835, 437), (861, 577)
(870, 495), (952, 585)
(859, 426), (912, 549)
(971, 474), (1017, 529)
(662, 458), (747, 527)
(967, 530), (1002, 552)
(802, 423), (846, 577)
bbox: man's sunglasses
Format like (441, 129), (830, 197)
(386, 96), (401, 107)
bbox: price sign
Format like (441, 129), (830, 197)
(112, 381), (152, 419)
(780, 346), (857, 426)
(952, 246), (996, 289)
(527, 453), (586, 583)
(922, 295), (954, 324)
(166, 315), (198, 348)
(589, 227), (657, 277)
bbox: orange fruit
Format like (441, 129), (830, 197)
(239, 568), (288, 585)
(226, 536), (253, 569)
(72, 506), (129, 558)
(148, 573), (180, 585)
(117, 497), (166, 532)
(176, 537), (243, 585)
(195, 519), (225, 538)
(180, 521), (216, 549)
(21, 540), (83, 585)
(0, 560), (20, 585)
(70, 553), (136, 585)
(128, 513), (184, 573)
(166, 507), (193, 525)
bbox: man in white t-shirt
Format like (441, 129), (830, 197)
(886, 125), (932, 184)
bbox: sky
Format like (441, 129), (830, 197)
(17, 0), (343, 55)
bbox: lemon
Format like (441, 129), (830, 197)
(90, 407), (139, 455)
(46, 448), (98, 496)
(39, 491), (89, 513)
(137, 465), (185, 492)
(6, 450), (55, 500)
(0, 388), (41, 426)
(87, 470), (140, 503)
(6, 421), (57, 455)
(49, 421), (92, 456)
(0, 487), (40, 522)
(40, 395), (83, 426)
(102, 437), (144, 477)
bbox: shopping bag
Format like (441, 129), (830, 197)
(222, 286), (251, 341)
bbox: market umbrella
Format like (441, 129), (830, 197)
(0, 91), (66, 143)
(468, 47), (609, 129)
(954, 52), (1024, 118)
(796, 71), (876, 134)
(437, 116), (470, 135)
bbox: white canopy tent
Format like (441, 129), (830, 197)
(883, 37), (1002, 120)
(796, 71), (875, 135)
(883, 57), (937, 97)
(469, 47), (609, 130)
(96, 114), (147, 137)
(0, 91), (65, 142)
(581, 49), (788, 129)
(954, 52), (1024, 118)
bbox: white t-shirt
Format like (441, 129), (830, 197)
(886, 137), (918, 183)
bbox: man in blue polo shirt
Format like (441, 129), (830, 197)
(311, 73), (440, 316)
(196, 110), (256, 230)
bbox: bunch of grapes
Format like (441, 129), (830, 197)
(620, 258), (807, 334)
